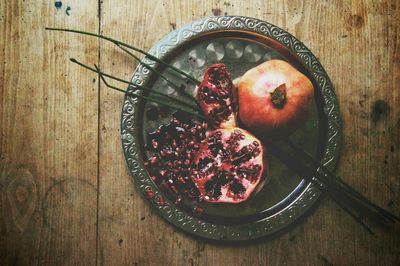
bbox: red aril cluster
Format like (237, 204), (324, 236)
(196, 63), (237, 129)
(145, 111), (207, 205)
(192, 127), (266, 203)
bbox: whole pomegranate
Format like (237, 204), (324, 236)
(191, 127), (266, 203)
(238, 60), (314, 137)
(196, 63), (237, 129)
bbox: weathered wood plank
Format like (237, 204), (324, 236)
(0, 1), (99, 265)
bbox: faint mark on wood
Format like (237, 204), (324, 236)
(42, 178), (97, 237)
(346, 15), (365, 30)
(12, 255), (18, 266)
(211, 8), (222, 16)
(188, 258), (194, 266)
(192, 242), (205, 258)
(66, 5), (71, 16)
(0, 164), (38, 233)
(371, 100), (389, 124)
(317, 253), (333, 266)
(169, 22), (176, 30)
(394, 53), (400, 64)
(387, 199), (394, 207)
(285, 1), (304, 34)
(98, 244), (105, 266)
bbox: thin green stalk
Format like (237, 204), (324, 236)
(70, 58), (199, 112)
(116, 44), (197, 103)
(94, 65), (205, 120)
(329, 193), (375, 235)
(263, 138), (375, 234)
(45, 27), (201, 84)
(286, 138), (400, 223)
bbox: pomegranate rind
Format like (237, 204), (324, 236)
(238, 60), (314, 137)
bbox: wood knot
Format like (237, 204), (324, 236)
(15, 186), (29, 203)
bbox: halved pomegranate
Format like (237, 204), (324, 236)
(196, 63), (237, 129)
(191, 127), (267, 203)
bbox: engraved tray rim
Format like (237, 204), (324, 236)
(120, 16), (342, 242)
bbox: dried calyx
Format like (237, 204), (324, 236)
(270, 83), (287, 108)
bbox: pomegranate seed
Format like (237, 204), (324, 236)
(158, 196), (166, 206)
(146, 190), (155, 199)
(193, 206), (204, 216)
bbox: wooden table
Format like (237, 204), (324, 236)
(1, 0), (399, 265)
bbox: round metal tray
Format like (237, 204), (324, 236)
(121, 16), (342, 242)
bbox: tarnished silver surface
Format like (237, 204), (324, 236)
(121, 16), (342, 241)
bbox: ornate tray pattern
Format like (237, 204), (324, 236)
(121, 16), (342, 241)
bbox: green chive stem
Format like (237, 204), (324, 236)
(70, 58), (198, 111)
(94, 65), (205, 120)
(45, 27), (201, 84)
(286, 138), (400, 223)
(116, 44), (197, 103)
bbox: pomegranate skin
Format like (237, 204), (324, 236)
(238, 60), (314, 137)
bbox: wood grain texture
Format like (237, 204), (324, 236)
(0, 0), (99, 265)
(0, 0), (399, 265)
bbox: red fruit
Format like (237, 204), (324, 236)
(196, 63), (237, 129)
(191, 127), (267, 204)
(238, 60), (314, 137)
